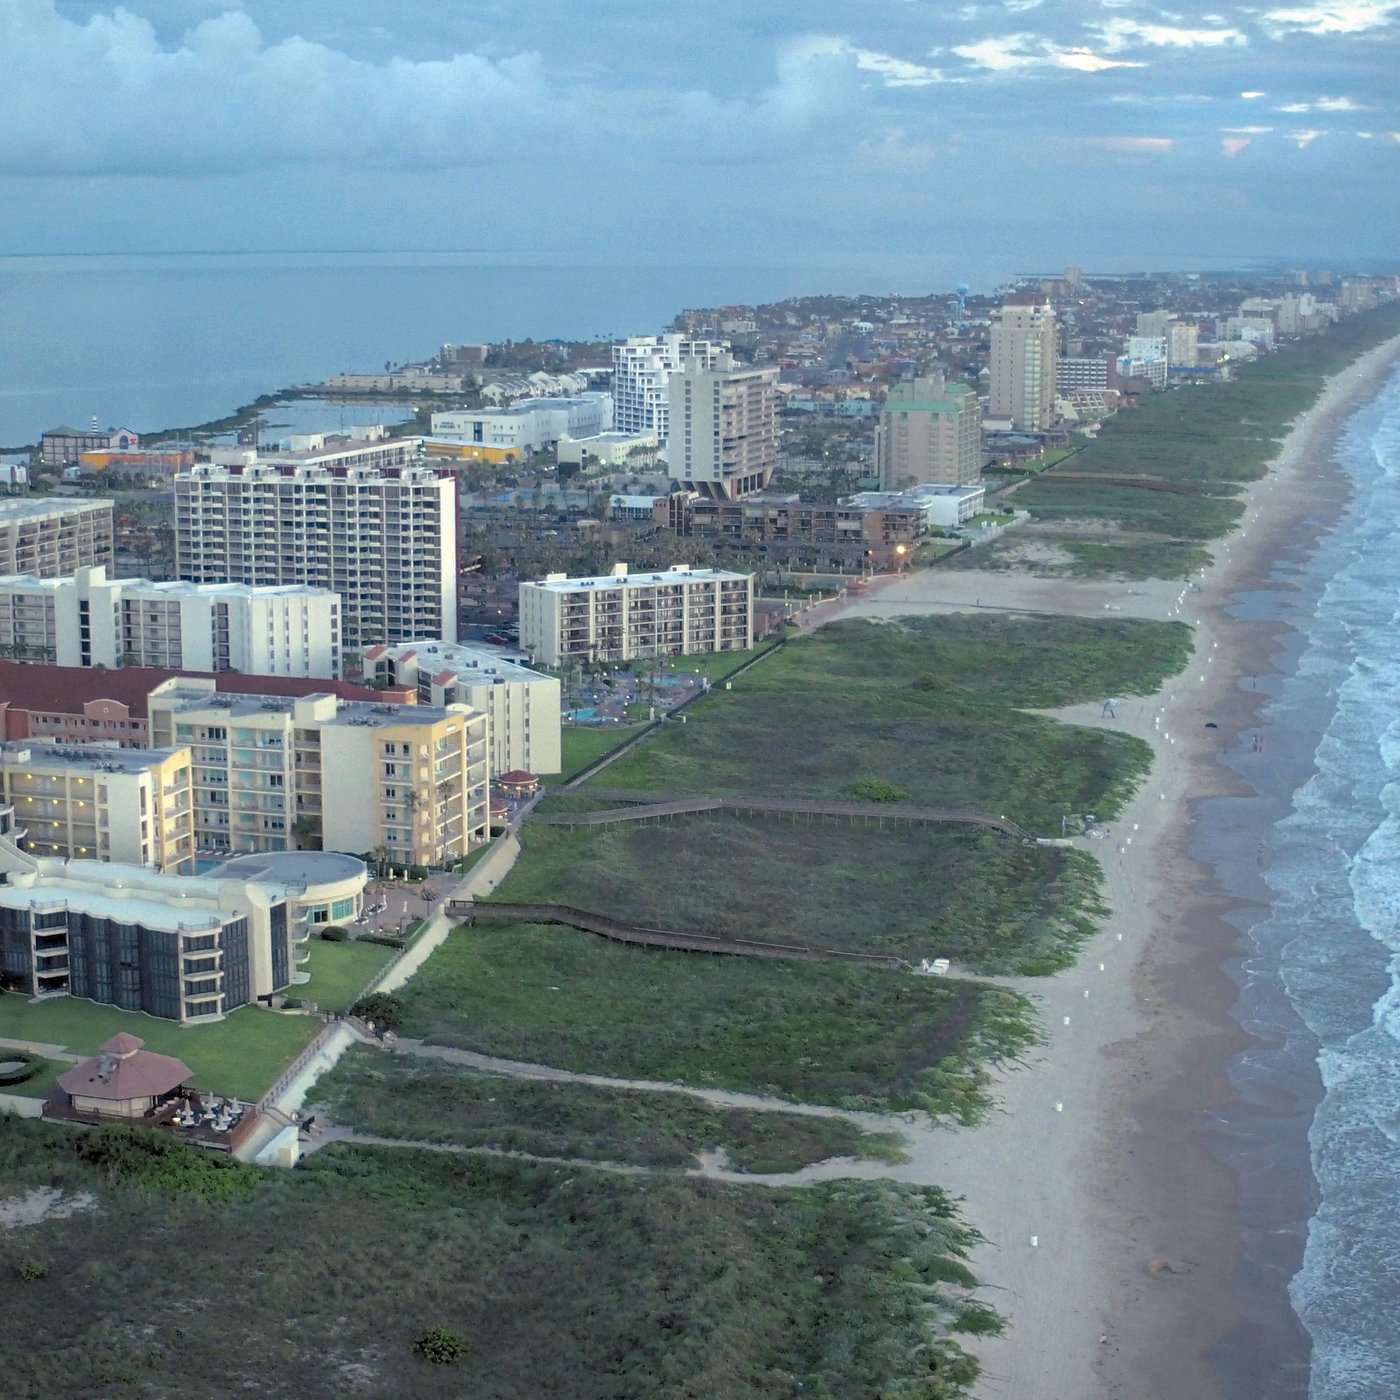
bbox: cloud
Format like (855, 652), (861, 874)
(849, 45), (947, 85)
(1082, 136), (1177, 154)
(1287, 127), (1328, 146)
(1241, 90), (1268, 98)
(1275, 95), (1363, 110)
(952, 32), (1142, 70)
(1257, 2), (1400, 36)
(0, 0), (558, 175)
(1222, 136), (1253, 155)
(1092, 18), (1248, 49)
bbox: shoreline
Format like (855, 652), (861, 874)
(809, 331), (1400, 1397)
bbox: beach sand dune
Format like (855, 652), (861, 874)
(802, 336), (1400, 1400)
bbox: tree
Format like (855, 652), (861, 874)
(412, 1327), (468, 1365)
(349, 992), (406, 1032)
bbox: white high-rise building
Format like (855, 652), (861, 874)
(174, 464), (457, 649)
(0, 499), (114, 579)
(612, 335), (725, 444)
(989, 296), (1059, 433)
(0, 566), (341, 677)
(666, 352), (778, 500)
(1167, 321), (1199, 368)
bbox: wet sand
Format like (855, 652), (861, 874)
(801, 333), (1400, 1399)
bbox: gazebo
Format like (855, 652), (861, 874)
(55, 1033), (192, 1121)
(496, 770), (540, 796)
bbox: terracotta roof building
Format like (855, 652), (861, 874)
(56, 1033), (192, 1119)
(0, 660), (394, 747)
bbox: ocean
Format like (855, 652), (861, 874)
(1224, 360), (1400, 1397)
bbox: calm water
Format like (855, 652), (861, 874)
(1243, 361), (1400, 1396)
(0, 250), (1255, 446)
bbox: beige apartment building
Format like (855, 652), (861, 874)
(147, 680), (489, 868)
(989, 295), (1059, 433)
(0, 565), (341, 676)
(0, 742), (195, 873)
(667, 353), (778, 500)
(174, 463), (457, 648)
(876, 375), (982, 489)
(0, 499), (114, 580)
(520, 564), (753, 666)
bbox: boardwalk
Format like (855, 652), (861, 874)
(535, 787), (1035, 841)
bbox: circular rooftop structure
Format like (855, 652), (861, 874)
(208, 851), (367, 889)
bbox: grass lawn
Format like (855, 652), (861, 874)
(663, 641), (783, 683)
(314, 1046), (906, 1172)
(548, 721), (649, 782)
(0, 1054), (68, 1099)
(400, 923), (1034, 1121)
(292, 939), (396, 1012)
(497, 813), (1104, 974)
(590, 616), (1176, 830)
(0, 997), (319, 1102)
(0, 1121), (988, 1400)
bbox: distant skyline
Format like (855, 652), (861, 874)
(2, 0), (1398, 265)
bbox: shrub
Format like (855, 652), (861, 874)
(358, 934), (406, 950)
(350, 992), (407, 1031)
(12, 1256), (47, 1282)
(842, 778), (911, 804)
(0, 1051), (41, 1087)
(319, 926), (349, 942)
(75, 1127), (257, 1203)
(412, 1326), (468, 1365)
(953, 1302), (1005, 1336)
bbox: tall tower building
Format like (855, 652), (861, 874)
(666, 352), (778, 500)
(877, 375), (982, 490)
(989, 295), (1059, 433)
(174, 464), (457, 649)
(612, 335), (725, 444)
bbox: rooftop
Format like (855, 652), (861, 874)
(0, 498), (114, 524)
(206, 850), (367, 890)
(0, 661), (381, 720)
(58, 1036), (192, 1102)
(528, 565), (749, 591)
(0, 741), (185, 774)
(365, 639), (548, 683)
(153, 686), (459, 728)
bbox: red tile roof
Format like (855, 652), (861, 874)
(58, 1035), (192, 1102)
(0, 661), (381, 719)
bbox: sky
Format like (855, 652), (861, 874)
(1, 0), (1397, 266)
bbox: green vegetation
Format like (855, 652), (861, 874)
(0, 998), (318, 1102)
(314, 1047), (907, 1172)
(293, 939), (395, 1012)
(349, 992), (407, 1032)
(592, 617), (1181, 830)
(0, 1120), (990, 1399)
(497, 814), (1104, 974)
(413, 1326), (469, 1366)
(984, 302), (1400, 576)
(551, 721), (648, 781)
(76, 1126), (258, 1203)
(400, 923), (1034, 1121)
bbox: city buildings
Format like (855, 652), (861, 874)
(0, 661), (387, 748)
(847, 484), (987, 531)
(557, 429), (659, 475)
(1167, 321), (1200, 368)
(174, 463), (457, 647)
(0, 498), (114, 579)
(0, 858), (293, 1021)
(429, 395), (612, 459)
(364, 640), (562, 777)
(40, 426), (139, 467)
(666, 352), (778, 500)
(0, 742), (195, 872)
(1055, 356), (1116, 393)
(673, 494), (927, 571)
(875, 374), (982, 489)
(0, 566), (341, 677)
(520, 564), (754, 666)
(147, 680), (490, 867)
(612, 335), (725, 442)
(988, 295), (1059, 432)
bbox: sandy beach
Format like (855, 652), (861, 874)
(798, 334), (1400, 1400)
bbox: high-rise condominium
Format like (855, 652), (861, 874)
(877, 375), (982, 489)
(666, 352), (778, 500)
(612, 335), (725, 443)
(174, 464), (457, 649)
(989, 295), (1059, 433)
